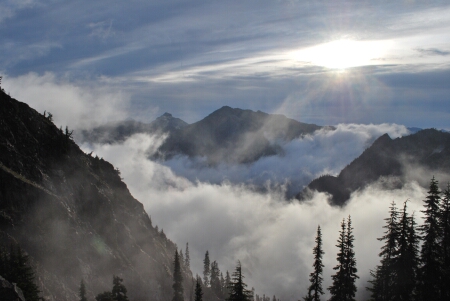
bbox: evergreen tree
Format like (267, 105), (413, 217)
(367, 266), (384, 301)
(343, 216), (358, 301)
(367, 202), (400, 301)
(393, 200), (419, 301)
(180, 250), (185, 268)
(203, 251), (211, 287)
(195, 276), (203, 301)
(96, 291), (114, 301)
(329, 217), (358, 301)
(185, 243), (191, 270)
(418, 176), (442, 301)
(173, 250), (184, 301)
(305, 225), (325, 301)
(303, 294), (313, 301)
(329, 219), (347, 301)
(227, 261), (252, 301)
(80, 279), (88, 301)
(224, 270), (232, 299)
(407, 211), (421, 300)
(112, 275), (129, 301)
(211, 260), (222, 297)
(220, 272), (225, 293)
(440, 184), (450, 301)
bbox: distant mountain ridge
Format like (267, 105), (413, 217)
(81, 106), (330, 164)
(298, 129), (450, 205)
(154, 106), (327, 164)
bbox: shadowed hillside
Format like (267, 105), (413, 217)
(0, 91), (193, 301)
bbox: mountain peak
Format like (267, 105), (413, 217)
(208, 106), (241, 117)
(371, 133), (392, 148)
(155, 107), (324, 164)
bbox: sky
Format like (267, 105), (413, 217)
(1, 0), (450, 129)
(2, 1), (450, 300)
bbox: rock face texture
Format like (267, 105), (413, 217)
(0, 275), (26, 301)
(298, 129), (450, 205)
(0, 91), (191, 300)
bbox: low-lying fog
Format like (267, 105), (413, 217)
(81, 127), (426, 301)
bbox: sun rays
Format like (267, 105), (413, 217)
(291, 39), (392, 70)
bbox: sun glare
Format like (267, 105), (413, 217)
(292, 39), (391, 70)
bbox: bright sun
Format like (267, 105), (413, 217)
(292, 39), (390, 70)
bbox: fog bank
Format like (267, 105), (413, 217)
(82, 132), (427, 301)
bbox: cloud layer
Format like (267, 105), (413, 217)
(81, 131), (429, 301)
(163, 123), (409, 197)
(3, 73), (130, 130)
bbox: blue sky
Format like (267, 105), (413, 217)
(2, 0), (450, 128)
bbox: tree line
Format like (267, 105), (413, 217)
(303, 176), (450, 301)
(172, 248), (254, 301)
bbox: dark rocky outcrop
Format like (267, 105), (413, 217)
(0, 91), (192, 300)
(298, 129), (450, 206)
(0, 275), (26, 301)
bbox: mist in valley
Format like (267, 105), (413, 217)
(81, 130), (429, 301)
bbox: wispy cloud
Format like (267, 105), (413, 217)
(0, 41), (62, 67)
(0, 0), (39, 23)
(88, 20), (115, 40)
(415, 47), (450, 56)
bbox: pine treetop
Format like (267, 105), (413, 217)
(306, 225), (324, 301)
(227, 261), (252, 301)
(79, 279), (88, 301)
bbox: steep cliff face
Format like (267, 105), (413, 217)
(0, 91), (190, 301)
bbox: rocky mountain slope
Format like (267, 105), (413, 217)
(0, 91), (193, 301)
(153, 106), (329, 164)
(298, 129), (450, 205)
